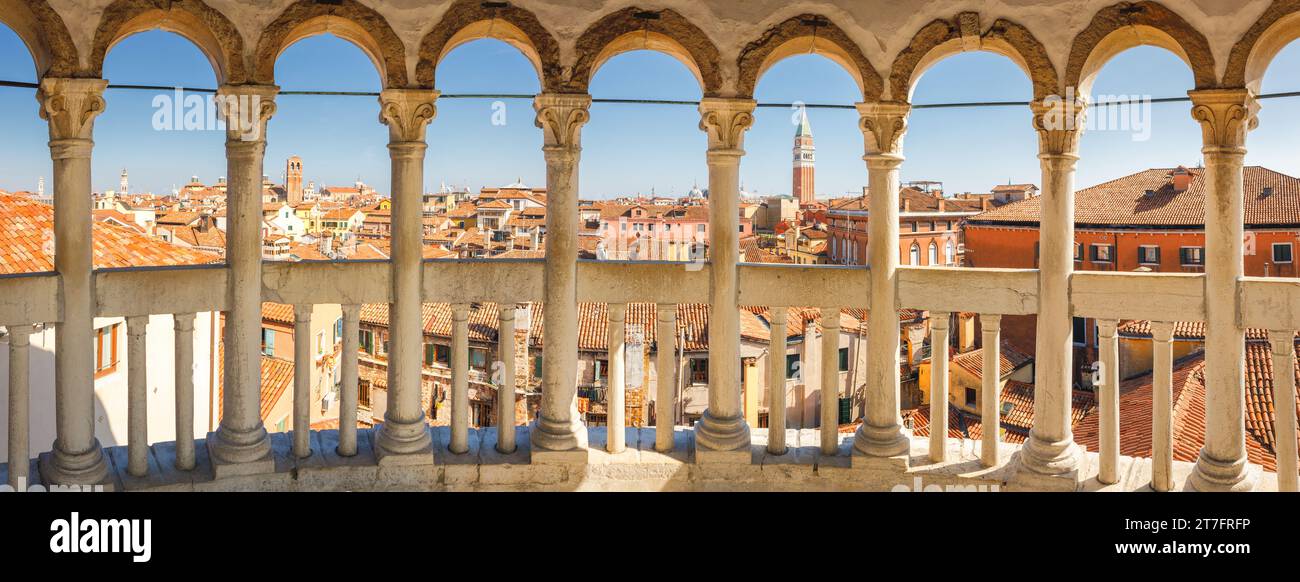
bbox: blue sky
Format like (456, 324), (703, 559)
(2, 26), (1300, 199)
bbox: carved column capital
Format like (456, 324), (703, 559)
(37, 78), (108, 144)
(379, 88), (439, 144)
(534, 92), (592, 156)
(698, 97), (756, 156)
(856, 101), (910, 158)
(1032, 96), (1087, 158)
(216, 84), (278, 144)
(1189, 88), (1258, 154)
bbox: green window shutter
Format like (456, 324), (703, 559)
(838, 397), (851, 425)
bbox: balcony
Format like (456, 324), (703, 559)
(1, 0), (1298, 493)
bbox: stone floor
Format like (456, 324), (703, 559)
(0, 427), (1278, 492)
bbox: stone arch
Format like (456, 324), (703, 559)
(566, 7), (723, 96)
(888, 13), (1059, 102)
(1225, 0), (1300, 92)
(254, 0), (408, 88)
(88, 0), (245, 84)
(0, 0), (78, 78)
(416, 0), (562, 91)
(1065, 1), (1216, 94)
(736, 14), (883, 101)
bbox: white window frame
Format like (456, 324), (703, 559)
(1273, 242), (1294, 264)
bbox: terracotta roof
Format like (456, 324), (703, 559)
(908, 382), (1095, 444)
(970, 166), (1300, 227)
(1073, 346), (1298, 472)
(215, 342), (294, 422)
(951, 340), (1032, 381)
(0, 193), (220, 274)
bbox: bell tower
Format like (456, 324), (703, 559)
(792, 110), (815, 205)
(286, 155), (303, 205)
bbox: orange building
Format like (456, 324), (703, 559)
(826, 185), (988, 266)
(964, 165), (1300, 383)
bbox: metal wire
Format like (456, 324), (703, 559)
(3, 79), (1300, 110)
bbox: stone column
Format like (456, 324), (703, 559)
(497, 305), (517, 454)
(449, 303), (470, 454)
(7, 324), (34, 489)
(929, 311), (951, 463)
(125, 315), (148, 477)
(654, 303), (677, 452)
(374, 89), (438, 465)
(695, 98), (756, 462)
(1096, 318), (1120, 483)
(767, 306), (789, 455)
(531, 93), (591, 458)
(980, 314), (1003, 468)
(208, 84), (277, 478)
(173, 313), (196, 471)
(1019, 96), (1087, 483)
(1151, 321), (1175, 492)
(607, 303), (627, 453)
(339, 304), (361, 457)
(36, 78), (112, 487)
(1267, 330), (1298, 492)
(1188, 89), (1258, 491)
(820, 307), (842, 455)
(852, 102), (912, 463)
(292, 305), (312, 458)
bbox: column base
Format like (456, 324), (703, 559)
(852, 421), (911, 458)
(373, 421), (435, 466)
(1008, 438), (1085, 491)
(693, 410), (750, 455)
(206, 431), (274, 479)
(38, 438), (114, 491)
(694, 419), (752, 465)
(529, 415), (589, 460)
(1187, 449), (1257, 492)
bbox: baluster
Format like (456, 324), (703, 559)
(929, 311), (951, 462)
(173, 313), (196, 470)
(979, 314), (1002, 467)
(125, 315), (149, 477)
(449, 303), (470, 454)
(1150, 321), (1174, 492)
(338, 305), (360, 456)
(6, 324), (34, 489)
(767, 306), (789, 455)
(654, 303), (677, 452)
(1268, 330), (1298, 492)
(1096, 319), (1121, 484)
(607, 303), (627, 453)
(820, 307), (841, 455)
(497, 305), (517, 454)
(292, 305), (313, 458)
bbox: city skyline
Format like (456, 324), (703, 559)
(5, 26), (1300, 200)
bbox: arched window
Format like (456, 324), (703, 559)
(928, 242), (938, 265)
(945, 240), (955, 265)
(910, 243), (920, 266)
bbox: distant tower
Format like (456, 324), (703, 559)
(37, 176), (44, 198)
(119, 168), (129, 196)
(286, 155), (304, 205)
(792, 110), (815, 205)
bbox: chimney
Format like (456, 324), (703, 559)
(1171, 166), (1192, 193)
(938, 199), (946, 212)
(981, 197), (990, 211)
(903, 199), (911, 213)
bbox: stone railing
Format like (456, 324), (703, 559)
(1, 258), (1292, 491)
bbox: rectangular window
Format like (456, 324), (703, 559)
(470, 348), (488, 369)
(910, 222), (918, 233)
(533, 355), (543, 377)
(785, 353), (800, 380)
(334, 317), (343, 343)
(1072, 317), (1087, 347)
(1090, 244), (1113, 262)
(689, 358), (708, 384)
(838, 347), (849, 372)
(95, 323), (119, 375)
(1138, 245), (1160, 264)
(965, 388), (977, 408)
(424, 343), (435, 366)
(1180, 246), (1204, 266)
(359, 329), (374, 354)
(261, 327), (275, 357)
(316, 331), (325, 358)
(595, 359), (608, 382)
(1074, 242), (1084, 261)
(436, 344), (450, 366)
(1273, 243), (1293, 264)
